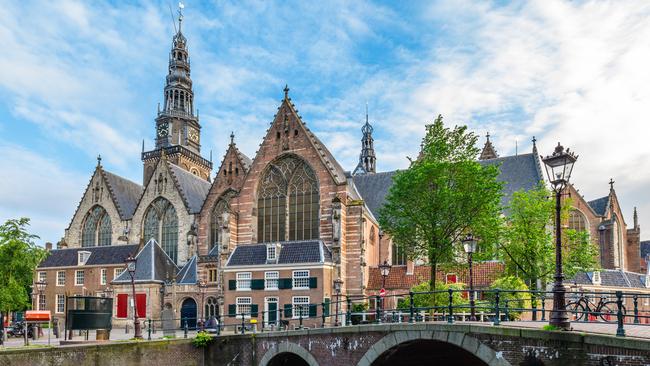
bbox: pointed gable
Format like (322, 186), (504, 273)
(479, 133), (498, 160)
(112, 239), (178, 283)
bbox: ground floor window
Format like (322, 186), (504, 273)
(292, 296), (309, 319)
(205, 297), (218, 318)
(56, 294), (65, 314)
(236, 297), (252, 318)
(38, 294), (46, 311)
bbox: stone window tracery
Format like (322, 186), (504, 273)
(142, 197), (179, 263)
(81, 206), (112, 247)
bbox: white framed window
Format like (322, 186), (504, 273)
(592, 271), (602, 285)
(38, 294), (46, 311)
(75, 270), (84, 286)
(78, 251), (91, 266)
(56, 294), (65, 314)
(38, 271), (46, 282)
(100, 269), (107, 285)
(236, 272), (252, 291)
(56, 271), (65, 286)
(292, 296), (310, 319)
(266, 244), (277, 261)
(265, 271), (279, 290)
(114, 268), (125, 279)
(292, 270), (309, 289)
(236, 297), (252, 318)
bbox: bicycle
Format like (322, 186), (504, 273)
(565, 294), (625, 322)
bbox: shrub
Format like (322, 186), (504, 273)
(192, 331), (213, 348)
(486, 276), (531, 320)
(397, 281), (468, 312)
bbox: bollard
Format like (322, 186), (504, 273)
(125, 323), (129, 334)
(633, 295), (640, 324)
(148, 319), (152, 340)
(321, 302), (326, 328)
(376, 295), (382, 324)
(346, 297), (352, 326)
(541, 295), (546, 321)
(616, 291), (625, 337)
(183, 319), (188, 339)
(409, 291), (415, 324)
(493, 289), (500, 326)
(447, 288), (454, 324)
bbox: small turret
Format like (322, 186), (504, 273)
(479, 132), (498, 160)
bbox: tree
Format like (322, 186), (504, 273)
(0, 218), (48, 313)
(486, 276), (530, 320)
(397, 281), (468, 311)
(563, 229), (599, 278)
(379, 115), (503, 301)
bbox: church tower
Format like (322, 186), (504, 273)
(142, 7), (212, 185)
(353, 107), (376, 175)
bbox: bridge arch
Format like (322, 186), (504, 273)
(356, 330), (510, 366)
(259, 342), (319, 366)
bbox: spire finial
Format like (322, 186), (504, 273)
(634, 206), (639, 228)
(178, 2), (184, 32)
(532, 136), (537, 146)
(486, 132), (490, 142)
(142, 139), (145, 153)
(97, 154), (102, 167)
(230, 131), (235, 145)
(365, 101), (369, 124)
(609, 178), (615, 191)
(283, 84), (289, 99)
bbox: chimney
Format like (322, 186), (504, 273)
(45, 242), (53, 251)
(406, 260), (415, 275)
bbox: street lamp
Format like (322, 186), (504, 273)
(378, 260), (392, 320)
(333, 278), (343, 326)
(125, 255), (142, 339)
(196, 280), (207, 331)
(462, 234), (478, 321)
(104, 287), (114, 298)
(542, 142), (578, 331)
(35, 280), (47, 311)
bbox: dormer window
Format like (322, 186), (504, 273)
(78, 251), (91, 266)
(266, 244), (277, 262)
(592, 271), (601, 285)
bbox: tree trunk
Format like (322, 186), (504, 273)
(429, 255), (437, 308)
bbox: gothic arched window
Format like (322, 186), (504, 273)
(205, 297), (218, 319)
(210, 199), (229, 251)
(257, 156), (319, 243)
(81, 206), (112, 247)
(392, 242), (407, 265)
(568, 209), (588, 232)
(142, 197), (179, 263)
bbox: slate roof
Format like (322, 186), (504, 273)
(588, 196), (610, 216)
(112, 239), (178, 283)
(352, 171), (397, 218)
(176, 255), (197, 284)
(237, 150), (252, 172)
(641, 241), (650, 260)
(571, 269), (649, 289)
(367, 262), (504, 290)
(38, 245), (139, 268)
(168, 163), (211, 213)
(102, 170), (143, 220)
(207, 245), (220, 256)
(226, 240), (331, 267)
(479, 153), (544, 208)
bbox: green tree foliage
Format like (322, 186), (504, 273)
(0, 218), (48, 312)
(379, 115), (503, 301)
(563, 229), (599, 278)
(487, 276), (530, 320)
(397, 281), (468, 311)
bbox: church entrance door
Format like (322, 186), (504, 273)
(180, 298), (197, 329)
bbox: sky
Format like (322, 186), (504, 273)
(1, 0), (650, 244)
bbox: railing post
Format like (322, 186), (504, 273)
(531, 292), (537, 321)
(376, 295), (382, 324)
(541, 295), (546, 321)
(504, 300), (510, 321)
(409, 291), (415, 324)
(183, 319), (188, 339)
(241, 313), (245, 334)
(493, 289), (500, 326)
(447, 288), (454, 324)
(633, 295), (640, 324)
(148, 319), (152, 340)
(261, 310), (265, 333)
(322, 302), (326, 328)
(346, 297), (352, 326)
(616, 291), (625, 337)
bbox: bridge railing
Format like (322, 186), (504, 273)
(217, 288), (650, 338)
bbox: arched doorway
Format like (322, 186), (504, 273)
(371, 339), (488, 365)
(180, 298), (197, 329)
(267, 352), (309, 366)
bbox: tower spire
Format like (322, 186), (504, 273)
(479, 132), (498, 160)
(353, 105), (376, 175)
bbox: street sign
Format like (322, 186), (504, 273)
(379, 288), (386, 297)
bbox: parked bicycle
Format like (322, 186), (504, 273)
(565, 294), (625, 322)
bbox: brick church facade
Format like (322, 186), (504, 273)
(35, 12), (645, 329)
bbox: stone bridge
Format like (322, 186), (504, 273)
(207, 323), (650, 366)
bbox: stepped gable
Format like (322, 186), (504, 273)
(112, 239), (178, 283)
(38, 244), (139, 268)
(167, 161), (211, 213)
(101, 170), (143, 220)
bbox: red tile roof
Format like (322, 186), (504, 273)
(367, 261), (504, 290)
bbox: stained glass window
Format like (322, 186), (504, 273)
(210, 193), (234, 251)
(205, 297), (218, 318)
(568, 209), (588, 232)
(257, 156), (319, 243)
(142, 198), (178, 263)
(81, 206), (111, 247)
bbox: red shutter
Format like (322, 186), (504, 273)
(135, 293), (147, 318)
(446, 274), (457, 284)
(117, 294), (128, 318)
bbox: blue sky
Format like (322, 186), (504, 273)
(2, 0), (650, 243)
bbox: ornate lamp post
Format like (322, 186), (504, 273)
(542, 142), (578, 331)
(125, 255), (142, 339)
(378, 260), (392, 317)
(462, 234), (478, 321)
(196, 280), (207, 331)
(333, 278), (343, 326)
(35, 280), (47, 311)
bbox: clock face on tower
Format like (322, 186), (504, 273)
(188, 127), (199, 143)
(157, 122), (169, 138)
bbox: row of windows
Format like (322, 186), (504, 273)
(39, 268), (125, 287)
(236, 270), (310, 291)
(235, 296), (310, 319)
